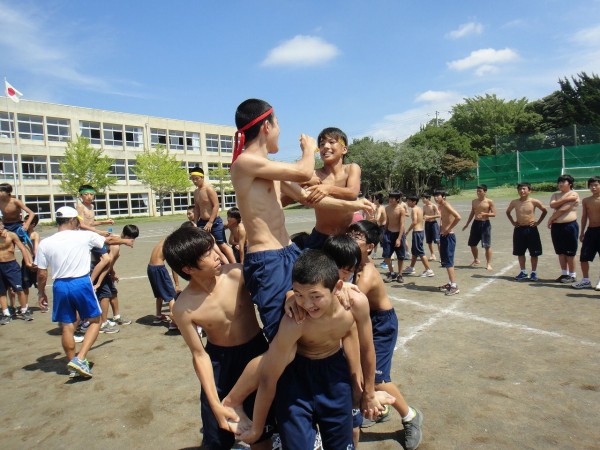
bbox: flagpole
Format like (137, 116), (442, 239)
(3, 77), (19, 197)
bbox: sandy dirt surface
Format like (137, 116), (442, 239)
(1, 196), (599, 450)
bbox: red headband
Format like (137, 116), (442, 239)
(231, 108), (274, 167)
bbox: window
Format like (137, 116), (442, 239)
(46, 117), (70, 142)
(186, 132), (200, 151)
(151, 128), (167, 147)
(53, 195), (76, 209)
(109, 159), (127, 180)
(0, 154), (17, 180)
(127, 159), (137, 181)
(173, 192), (191, 212)
(108, 193), (128, 216)
(155, 194), (172, 214)
(21, 155), (48, 180)
(24, 195), (51, 220)
(207, 162), (230, 179)
(0, 112), (15, 140)
(80, 121), (101, 145)
(94, 196), (108, 217)
(206, 133), (219, 152)
(169, 130), (184, 150)
(49, 156), (64, 180)
(17, 114), (44, 141)
(223, 192), (237, 209)
(125, 126), (144, 147)
(103, 123), (123, 147)
(131, 193), (148, 214)
(220, 135), (233, 153)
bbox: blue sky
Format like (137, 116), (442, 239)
(2, 0), (600, 161)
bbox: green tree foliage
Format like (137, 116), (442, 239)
(208, 162), (233, 208)
(347, 137), (400, 193)
(133, 145), (190, 216)
(59, 135), (116, 196)
(395, 143), (444, 194)
(405, 123), (476, 160)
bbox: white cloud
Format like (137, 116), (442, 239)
(447, 22), (483, 39)
(571, 24), (600, 46)
(261, 35), (340, 67)
(415, 90), (461, 104)
(447, 48), (519, 73)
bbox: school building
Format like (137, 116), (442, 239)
(0, 99), (236, 221)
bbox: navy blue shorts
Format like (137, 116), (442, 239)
(275, 350), (354, 450)
(21, 262), (37, 290)
(513, 226), (543, 257)
(411, 230), (426, 257)
(2, 221), (33, 247)
(52, 276), (101, 323)
(580, 226), (600, 262)
(197, 216), (226, 244)
(382, 230), (406, 259)
(243, 243), (301, 342)
(304, 227), (329, 250)
(371, 309), (398, 384)
(425, 221), (440, 244)
(201, 333), (273, 449)
(0, 260), (24, 295)
(551, 220), (579, 256)
(96, 275), (117, 299)
(468, 220), (492, 248)
(147, 264), (177, 302)
(440, 233), (457, 268)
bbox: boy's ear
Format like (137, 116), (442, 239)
(334, 279), (344, 293)
(181, 266), (194, 276)
(366, 242), (375, 254)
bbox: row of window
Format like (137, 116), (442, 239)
(0, 112), (233, 153)
(0, 154), (230, 182)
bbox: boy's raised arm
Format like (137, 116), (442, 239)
(281, 181), (374, 216)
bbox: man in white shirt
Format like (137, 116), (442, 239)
(36, 206), (132, 378)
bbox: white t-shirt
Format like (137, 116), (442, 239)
(36, 230), (105, 279)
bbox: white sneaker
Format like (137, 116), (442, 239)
(596, 281), (600, 291)
(106, 319), (117, 327)
(572, 279), (592, 289)
(420, 269), (435, 277)
(74, 334), (84, 343)
(403, 266), (415, 274)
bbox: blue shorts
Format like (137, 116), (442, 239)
(21, 262), (37, 290)
(371, 309), (398, 384)
(0, 260), (24, 295)
(232, 245), (247, 264)
(52, 275), (101, 323)
(304, 227), (329, 250)
(580, 227), (600, 262)
(468, 220), (492, 248)
(551, 220), (579, 256)
(275, 350), (353, 450)
(382, 230), (406, 259)
(96, 275), (118, 299)
(513, 226), (543, 257)
(243, 243), (302, 341)
(440, 233), (457, 268)
(147, 265), (177, 302)
(197, 216), (226, 244)
(411, 230), (426, 257)
(2, 221), (33, 247)
(201, 333), (273, 449)
(425, 221), (440, 244)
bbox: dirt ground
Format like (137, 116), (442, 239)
(1, 196), (599, 450)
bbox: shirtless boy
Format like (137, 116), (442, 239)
(383, 192), (407, 283)
(421, 192), (441, 261)
(434, 190), (462, 295)
(547, 174), (580, 283)
(230, 98), (372, 341)
(226, 207), (247, 263)
(0, 182), (36, 250)
(190, 167), (236, 264)
(403, 195), (434, 277)
(302, 127), (361, 249)
(506, 182), (548, 281)
(147, 237), (180, 327)
(572, 176), (600, 290)
(461, 184), (496, 270)
(164, 227), (274, 449)
(76, 185), (114, 236)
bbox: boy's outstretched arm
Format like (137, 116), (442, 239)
(305, 163), (361, 203)
(281, 181), (374, 216)
(11, 232), (33, 267)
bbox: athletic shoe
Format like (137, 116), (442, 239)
(596, 281), (600, 291)
(112, 316), (132, 325)
(105, 319), (117, 327)
(384, 272), (397, 283)
(572, 279), (592, 289)
(515, 271), (529, 281)
(403, 266), (415, 275)
(67, 357), (92, 378)
(360, 404), (391, 428)
(380, 262), (388, 270)
(168, 322), (179, 331)
(529, 272), (539, 282)
(396, 274), (405, 283)
(74, 334), (85, 343)
(100, 323), (120, 334)
(560, 276), (576, 284)
(438, 283), (451, 292)
(152, 315), (168, 325)
(429, 255), (437, 261)
(15, 309), (34, 321)
(0, 314), (11, 325)
(77, 321), (90, 333)
(555, 274), (570, 283)
(445, 286), (460, 296)
(403, 408), (424, 450)
(420, 269), (435, 277)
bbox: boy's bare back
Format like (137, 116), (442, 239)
(355, 260), (394, 312)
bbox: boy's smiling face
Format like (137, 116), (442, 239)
(292, 281), (335, 319)
(319, 135), (347, 163)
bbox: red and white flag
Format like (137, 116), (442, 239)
(5, 80), (23, 103)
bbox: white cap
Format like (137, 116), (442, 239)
(55, 206), (79, 218)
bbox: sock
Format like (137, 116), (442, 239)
(569, 272), (576, 278)
(450, 282), (457, 288)
(402, 407), (416, 422)
(561, 269), (568, 276)
(3, 308), (9, 316)
(582, 277), (590, 282)
(21, 305), (28, 314)
(520, 269), (527, 274)
(531, 271), (537, 275)
(113, 315), (121, 320)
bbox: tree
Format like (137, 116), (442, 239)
(208, 162), (233, 209)
(346, 137), (400, 194)
(59, 135), (116, 196)
(405, 123), (476, 160)
(133, 145), (190, 216)
(395, 143), (444, 195)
